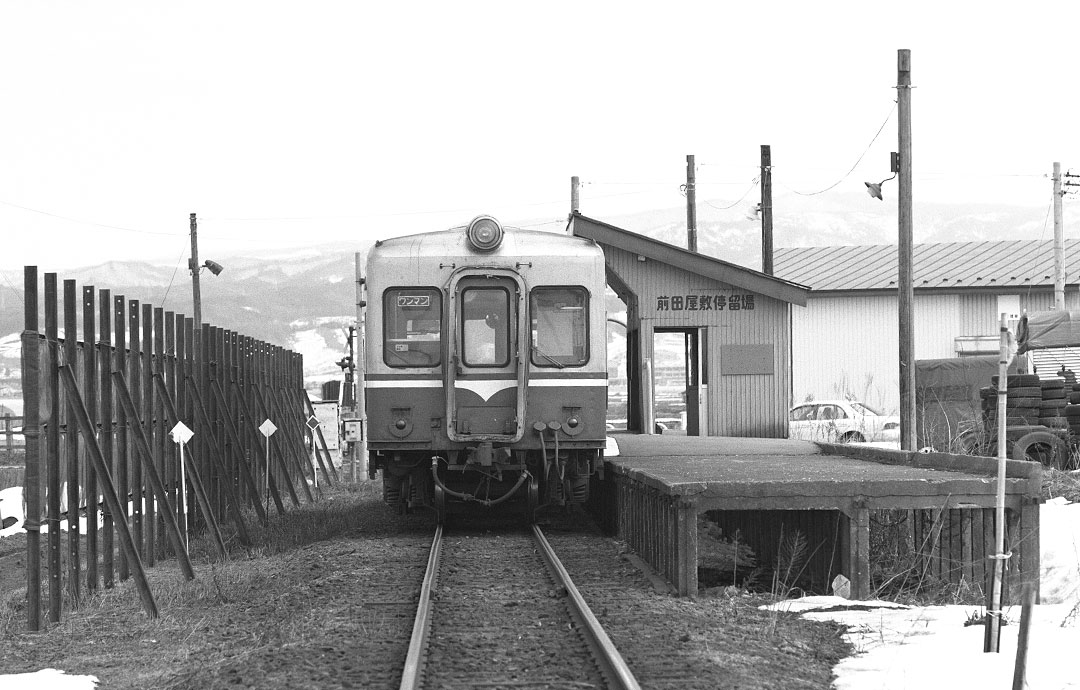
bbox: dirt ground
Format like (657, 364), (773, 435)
(0, 488), (850, 689)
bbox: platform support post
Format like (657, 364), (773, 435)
(675, 500), (697, 596)
(844, 502), (871, 600)
(1018, 497), (1040, 605)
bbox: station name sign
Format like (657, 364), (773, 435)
(655, 293), (755, 312)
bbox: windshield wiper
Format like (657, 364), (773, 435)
(532, 346), (564, 369)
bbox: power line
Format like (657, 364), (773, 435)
(0, 271), (22, 299)
(1023, 199), (1055, 303)
(703, 178), (760, 211)
(157, 241), (192, 312)
(781, 102), (897, 196)
(0, 198), (183, 236)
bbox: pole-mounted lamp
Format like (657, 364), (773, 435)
(188, 213), (224, 328)
(864, 152), (901, 200)
(189, 258), (224, 328)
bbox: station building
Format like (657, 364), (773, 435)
(569, 213), (810, 438)
(773, 239), (1080, 413)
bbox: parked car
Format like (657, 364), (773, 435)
(788, 400), (900, 443)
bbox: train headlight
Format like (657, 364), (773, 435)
(466, 215), (504, 252)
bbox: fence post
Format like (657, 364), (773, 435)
(113, 294), (129, 582)
(21, 266), (42, 631)
(44, 273), (61, 623)
(63, 279), (81, 605)
(83, 285), (98, 593)
(128, 300), (143, 561)
(99, 289), (114, 588)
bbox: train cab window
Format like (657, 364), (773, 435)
(383, 288), (442, 368)
(461, 287), (510, 367)
(530, 287), (588, 367)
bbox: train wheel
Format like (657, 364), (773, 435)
(525, 475), (539, 524)
(434, 484), (446, 525)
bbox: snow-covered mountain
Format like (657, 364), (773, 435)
(1, 195), (1074, 397)
(596, 190), (1075, 271)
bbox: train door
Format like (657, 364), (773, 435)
(446, 272), (527, 442)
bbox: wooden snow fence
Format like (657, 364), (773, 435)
(17, 266), (339, 630)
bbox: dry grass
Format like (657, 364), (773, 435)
(1043, 467), (1080, 502)
(0, 482), (390, 687)
(1, 482), (852, 689)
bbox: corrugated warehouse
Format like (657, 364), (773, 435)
(570, 213), (809, 438)
(774, 239), (1080, 413)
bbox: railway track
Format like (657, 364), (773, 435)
(399, 524), (641, 690)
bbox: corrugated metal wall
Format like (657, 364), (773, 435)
(791, 294), (899, 410)
(793, 287), (1080, 413)
(604, 246), (792, 437)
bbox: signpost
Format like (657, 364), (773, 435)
(259, 419), (278, 515)
(306, 415), (321, 489)
(169, 421), (194, 550)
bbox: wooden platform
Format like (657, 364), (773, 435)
(594, 434), (1043, 600)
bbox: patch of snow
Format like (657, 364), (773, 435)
(0, 669), (99, 689)
(289, 329), (339, 375)
(1041, 498), (1080, 605)
(763, 501), (1080, 690)
(790, 601), (1079, 690)
(0, 332), (22, 357)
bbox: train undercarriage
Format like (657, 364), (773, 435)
(373, 443), (601, 523)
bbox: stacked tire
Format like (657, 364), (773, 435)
(1038, 377), (1070, 431)
(980, 374), (1042, 427)
(980, 374), (1071, 469)
(1066, 376), (1080, 439)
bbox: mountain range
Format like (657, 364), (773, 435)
(1, 193), (1074, 397)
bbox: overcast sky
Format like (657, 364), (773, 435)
(2, 1), (1079, 271)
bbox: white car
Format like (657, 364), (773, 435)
(788, 400), (900, 443)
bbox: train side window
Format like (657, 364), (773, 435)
(461, 287), (510, 367)
(383, 288), (442, 368)
(530, 287), (588, 367)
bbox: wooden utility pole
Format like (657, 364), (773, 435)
(570, 175), (580, 218)
(354, 253), (367, 481)
(897, 50), (916, 452)
(189, 212), (202, 328)
(686, 155), (697, 252)
(760, 145), (774, 275)
(1054, 162), (1065, 310)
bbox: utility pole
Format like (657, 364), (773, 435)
(1054, 162), (1065, 310)
(570, 175), (580, 219)
(686, 155), (697, 252)
(354, 253), (367, 481)
(188, 212), (202, 328)
(897, 49), (915, 452)
(761, 145), (774, 275)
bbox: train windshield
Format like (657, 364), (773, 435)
(383, 287), (442, 367)
(530, 287), (588, 367)
(461, 287), (511, 367)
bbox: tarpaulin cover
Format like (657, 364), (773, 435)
(1017, 310), (1080, 353)
(915, 355), (1016, 451)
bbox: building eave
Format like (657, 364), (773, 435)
(570, 212), (810, 307)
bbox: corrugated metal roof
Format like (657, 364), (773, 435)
(773, 240), (1080, 291)
(571, 213), (811, 305)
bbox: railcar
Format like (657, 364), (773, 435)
(363, 216), (608, 522)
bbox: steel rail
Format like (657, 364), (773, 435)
(399, 524), (443, 690)
(532, 525), (642, 690)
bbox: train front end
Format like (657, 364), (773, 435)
(363, 217), (608, 522)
